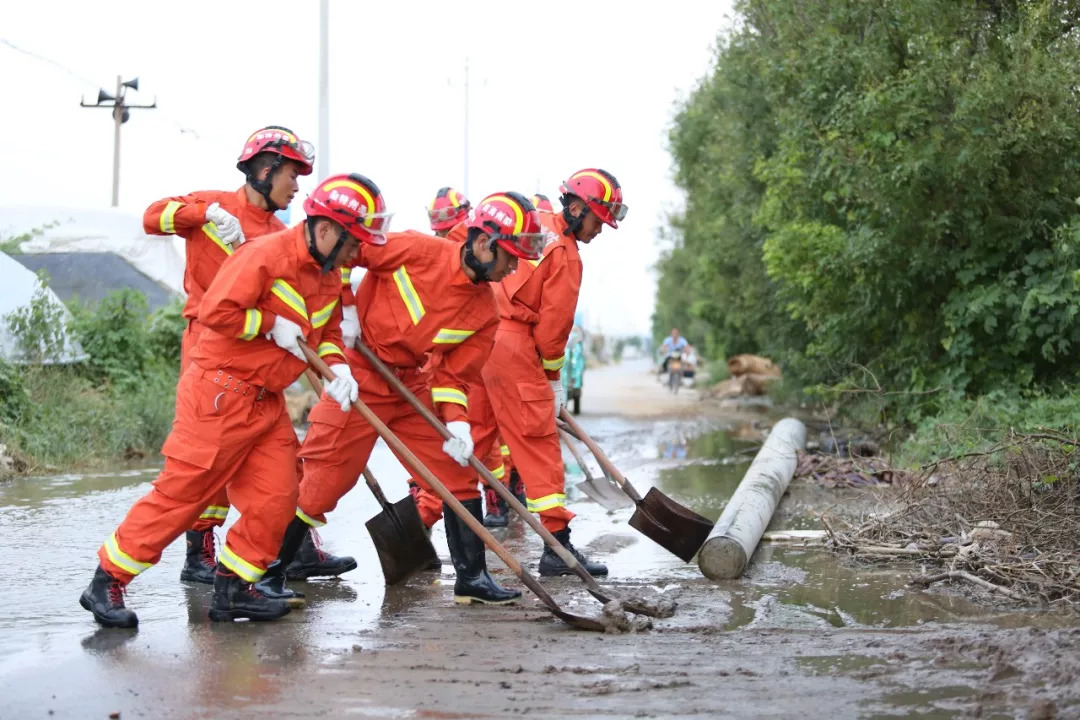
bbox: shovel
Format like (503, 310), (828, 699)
(304, 369), (437, 585)
(558, 427), (633, 511)
(352, 338), (674, 620)
(559, 409), (714, 562)
(299, 343), (606, 632)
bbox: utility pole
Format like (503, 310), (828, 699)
(317, 0), (330, 180)
(80, 76), (156, 207)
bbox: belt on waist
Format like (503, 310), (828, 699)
(199, 368), (268, 400)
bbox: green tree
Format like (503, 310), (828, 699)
(658, 0), (1080, 422)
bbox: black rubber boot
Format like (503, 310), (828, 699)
(179, 529), (217, 584)
(538, 527), (608, 577)
(509, 470), (527, 508)
(80, 566), (138, 629)
(483, 486), (509, 528)
(208, 566), (290, 622)
(444, 498), (521, 605)
(285, 527), (357, 580)
(253, 560), (306, 608)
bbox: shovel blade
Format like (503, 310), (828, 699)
(628, 487), (714, 563)
(574, 476), (634, 511)
(365, 497), (439, 585)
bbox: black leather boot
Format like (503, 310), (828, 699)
(444, 498), (520, 605)
(253, 560), (306, 608)
(179, 529), (217, 584)
(208, 565), (290, 622)
(285, 527), (357, 580)
(80, 566), (138, 629)
(538, 527), (608, 577)
(482, 487), (509, 528)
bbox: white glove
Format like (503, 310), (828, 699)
(442, 420), (474, 467)
(266, 315), (305, 361)
(206, 202), (246, 248)
(324, 363), (359, 412)
(551, 380), (566, 420)
(340, 305), (360, 349)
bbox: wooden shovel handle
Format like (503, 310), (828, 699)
(297, 342), (527, 578)
(558, 428), (596, 482)
(558, 409), (644, 505)
(351, 338), (599, 581)
(305, 368), (386, 503)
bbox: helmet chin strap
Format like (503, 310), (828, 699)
(463, 237), (498, 284)
(249, 158), (285, 212)
(561, 199), (587, 241)
(306, 218), (348, 274)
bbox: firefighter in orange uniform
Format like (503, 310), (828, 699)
(79, 173), (377, 628)
(483, 169), (627, 576)
(427, 186), (471, 238)
(531, 193), (555, 213)
(274, 192), (546, 605)
(141, 126), (355, 586)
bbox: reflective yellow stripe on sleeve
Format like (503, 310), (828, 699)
(271, 279), (308, 320)
(431, 387), (467, 408)
(432, 328), (475, 344)
(318, 342), (345, 359)
(202, 223), (235, 256)
(392, 266), (425, 325)
(238, 308), (262, 340)
(311, 299), (338, 329)
(542, 354), (566, 371)
(489, 463), (506, 480)
(341, 267), (352, 285)
(160, 201), (182, 234)
(500, 444), (510, 456)
(527, 493), (566, 513)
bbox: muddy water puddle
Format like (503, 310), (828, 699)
(2, 409), (1078, 718)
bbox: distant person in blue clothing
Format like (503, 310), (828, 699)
(659, 327), (688, 375)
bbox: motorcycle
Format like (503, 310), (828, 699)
(667, 353), (683, 394)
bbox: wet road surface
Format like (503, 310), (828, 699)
(2, 360), (1078, 718)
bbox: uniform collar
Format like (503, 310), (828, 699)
(293, 223), (322, 270)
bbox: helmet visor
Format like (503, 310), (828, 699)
(427, 205), (469, 224)
(497, 231), (545, 260)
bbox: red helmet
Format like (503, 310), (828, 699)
(237, 126), (315, 176)
(559, 168), (627, 228)
(428, 187), (471, 232)
(467, 192), (545, 260)
(303, 173), (392, 246)
(531, 193), (554, 213)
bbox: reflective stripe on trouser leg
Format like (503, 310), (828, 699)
(218, 405), (301, 581)
(482, 328), (575, 533)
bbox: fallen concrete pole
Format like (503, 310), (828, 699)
(698, 418), (807, 580)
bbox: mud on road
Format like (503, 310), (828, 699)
(2, 360), (1078, 719)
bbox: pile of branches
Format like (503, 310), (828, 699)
(795, 452), (913, 488)
(824, 431), (1080, 607)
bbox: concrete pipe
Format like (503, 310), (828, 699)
(698, 418), (807, 580)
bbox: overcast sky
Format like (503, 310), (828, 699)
(1, 1), (735, 336)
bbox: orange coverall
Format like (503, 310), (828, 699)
(407, 222), (513, 521)
(143, 187), (284, 531)
(98, 225), (347, 584)
(296, 230), (498, 530)
(482, 210), (581, 532)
